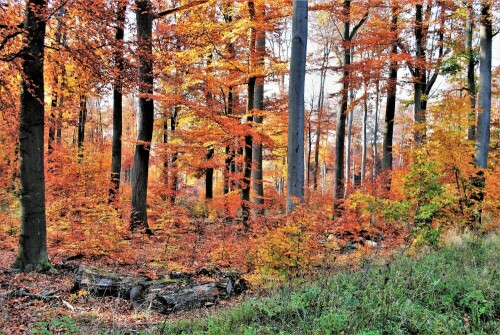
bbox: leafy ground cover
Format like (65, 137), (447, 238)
(1, 232), (498, 334)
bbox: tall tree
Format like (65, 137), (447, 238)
(474, 1), (492, 169)
(286, 0), (308, 214)
(109, 0), (127, 202)
(252, 12), (265, 215)
(12, 0), (50, 272)
(130, 0), (154, 234)
(333, 0), (367, 214)
(466, 0), (476, 141)
(382, 4), (398, 188)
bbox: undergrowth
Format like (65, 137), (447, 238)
(160, 233), (499, 335)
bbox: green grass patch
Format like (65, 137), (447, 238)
(162, 234), (499, 335)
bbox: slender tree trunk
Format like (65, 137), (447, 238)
(382, 5), (398, 189)
(130, 0), (154, 234)
(12, 0), (50, 272)
(313, 45), (328, 190)
(475, 1), (491, 168)
(333, 0), (351, 215)
(109, 1), (127, 202)
(252, 26), (265, 214)
(413, 4), (425, 143)
(372, 80), (379, 179)
(242, 0), (257, 227)
(361, 87), (368, 184)
(205, 146), (214, 200)
(170, 107), (179, 205)
(77, 95), (87, 159)
(344, 95), (353, 197)
(286, 0), (308, 214)
(466, 2), (476, 141)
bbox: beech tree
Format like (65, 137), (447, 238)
(109, 0), (127, 202)
(286, 0), (308, 214)
(12, 0), (50, 272)
(475, 1), (492, 169)
(130, 0), (154, 234)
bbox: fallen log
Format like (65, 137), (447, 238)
(73, 265), (245, 313)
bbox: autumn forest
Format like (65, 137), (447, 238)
(0, 0), (499, 333)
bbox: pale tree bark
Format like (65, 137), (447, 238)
(372, 80), (379, 179)
(286, 0), (308, 214)
(109, 1), (127, 202)
(474, 1), (491, 168)
(130, 0), (154, 234)
(12, 0), (50, 272)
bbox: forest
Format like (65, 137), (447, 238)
(0, 0), (499, 334)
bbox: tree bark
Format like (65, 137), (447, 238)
(286, 0), (308, 214)
(382, 5), (398, 189)
(77, 95), (87, 159)
(466, 2), (476, 141)
(361, 87), (368, 184)
(12, 0), (50, 272)
(251, 27), (265, 214)
(475, 1), (491, 169)
(205, 146), (214, 200)
(109, 1), (127, 202)
(130, 0), (154, 234)
(333, 0), (351, 215)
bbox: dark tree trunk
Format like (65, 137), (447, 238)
(130, 0), (154, 234)
(466, 2), (476, 141)
(413, 4), (426, 143)
(109, 1), (127, 203)
(12, 0), (50, 272)
(242, 0), (256, 226)
(206, 146), (214, 200)
(382, 5), (398, 189)
(77, 96), (87, 159)
(286, 0), (308, 214)
(333, 0), (351, 215)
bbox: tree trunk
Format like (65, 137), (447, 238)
(313, 44), (328, 191)
(333, 0), (351, 215)
(12, 0), (50, 272)
(344, 96), (353, 197)
(475, 1), (491, 169)
(170, 107), (179, 205)
(286, 0), (308, 214)
(252, 27), (265, 214)
(466, 2), (476, 141)
(361, 88), (368, 184)
(109, 1), (127, 202)
(413, 4), (425, 143)
(382, 5), (398, 190)
(77, 95), (87, 159)
(372, 80), (379, 179)
(205, 146), (214, 200)
(130, 0), (154, 234)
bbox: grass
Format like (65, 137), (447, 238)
(160, 233), (499, 335)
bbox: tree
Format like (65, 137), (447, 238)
(475, 1), (492, 169)
(286, 0), (308, 214)
(109, 0), (127, 202)
(333, 0), (368, 214)
(382, 4), (398, 188)
(130, 0), (154, 234)
(12, 0), (50, 272)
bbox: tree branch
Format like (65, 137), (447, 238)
(155, 0), (209, 19)
(349, 10), (369, 40)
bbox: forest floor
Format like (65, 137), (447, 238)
(0, 232), (248, 335)
(1, 232), (498, 334)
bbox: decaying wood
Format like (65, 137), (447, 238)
(73, 265), (246, 313)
